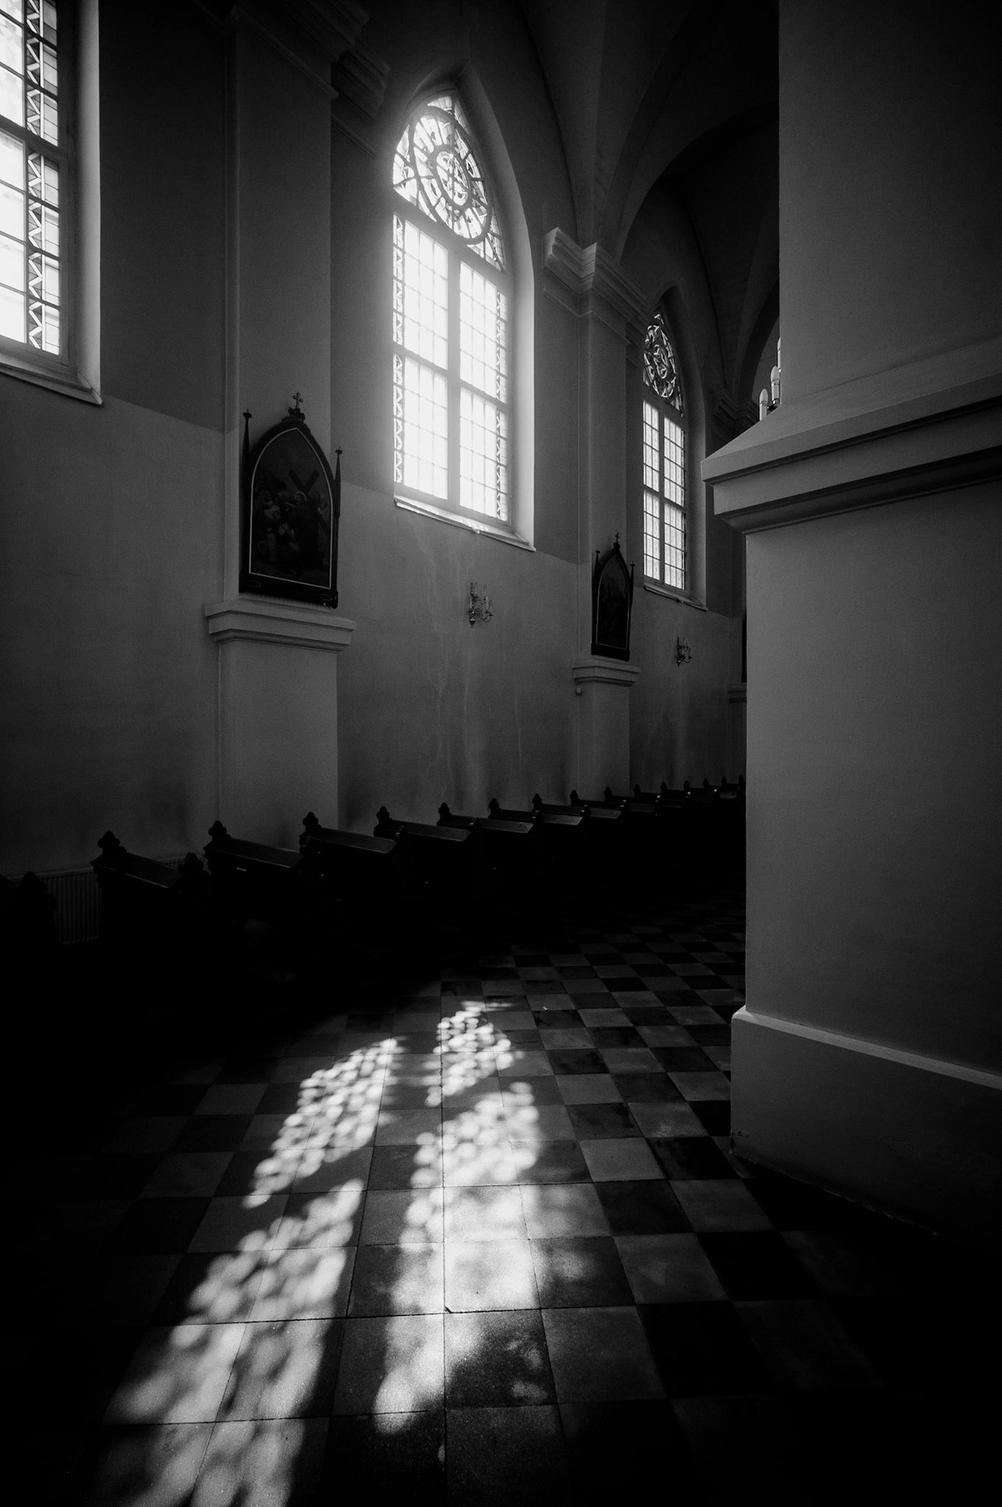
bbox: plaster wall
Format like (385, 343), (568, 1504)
(779, 0), (1002, 402)
(0, 388), (221, 873)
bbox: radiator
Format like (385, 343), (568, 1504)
(32, 857), (189, 945)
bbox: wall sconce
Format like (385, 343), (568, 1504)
(675, 636), (692, 665)
(468, 582), (493, 626)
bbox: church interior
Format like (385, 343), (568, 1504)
(2, 0), (1000, 1501)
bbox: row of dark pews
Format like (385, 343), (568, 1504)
(89, 778), (744, 986)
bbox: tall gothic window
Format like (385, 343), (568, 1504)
(392, 92), (511, 526)
(0, 0), (63, 355)
(642, 310), (687, 591)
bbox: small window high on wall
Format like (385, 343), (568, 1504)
(0, 0), (98, 401)
(392, 92), (512, 531)
(642, 310), (687, 591)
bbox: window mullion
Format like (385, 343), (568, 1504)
(448, 247), (461, 509)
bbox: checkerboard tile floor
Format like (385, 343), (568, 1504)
(15, 883), (996, 1505)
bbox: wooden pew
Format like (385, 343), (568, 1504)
(437, 802), (540, 915)
(488, 795), (589, 906)
(1, 869), (57, 954)
(92, 831), (208, 945)
(569, 788), (662, 882)
(299, 811), (424, 966)
(203, 820), (321, 943)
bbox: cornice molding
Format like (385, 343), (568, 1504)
(571, 655), (641, 688)
(333, 36), (389, 117)
(706, 346), (1002, 533)
(205, 598), (357, 650)
(227, 0), (388, 111)
(543, 229), (648, 339)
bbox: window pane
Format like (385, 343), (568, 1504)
(664, 412), (685, 504)
(0, 61), (23, 123)
(643, 490), (660, 579)
(394, 213), (448, 369)
(394, 353), (448, 500)
(0, 124), (22, 185)
(460, 387), (508, 520)
(664, 501), (685, 591)
(643, 399), (660, 491)
(459, 261), (507, 401)
(0, 14), (21, 72)
(0, 176), (22, 234)
(0, 277), (24, 337)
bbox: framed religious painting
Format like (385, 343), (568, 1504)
(591, 536), (635, 661)
(240, 397), (341, 607)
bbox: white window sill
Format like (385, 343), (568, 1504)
(0, 349), (102, 404)
(642, 579), (707, 610)
(394, 494), (534, 551)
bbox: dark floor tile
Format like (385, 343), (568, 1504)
(567, 1102), (641, 1139)
(447, 1405), (569, 1506)
(327, 1410), (445, 1505)
(652, 1047), (716, 1072)
(512, 1141), (590, 1183)
(699, 1232), (817, 1299)
(215, 1057), (279, 1083)
(647, 1137), (734, 1180)
(526, 1008), (580, 1028)
(369, 1143), (442, 1190)
(619, 1005), (670, 1025)
(595, 1180), (691, 1235)
(611, 1072), (683, 1103)
(444, 1310), (554, 1407)
(686, 1024), (732, 1051)
(561, 1400), (695, 1503)
(257, 1083), (306, 1113)
(542, 1306), (664, 1401)
(529, 1236), (633, 1308)
(107, 1197), (211, 1253)
(688, 1100), (731, 1136)
(545, 1049), (606, 1075)
(588, 1027), (645, 1048)
(172, 1116), (254, 1152)
(84, 1154), (162, 1198)
(132, 1083), (208, 1116)
(640, 1301), (772, 1395)
(150, 1250), (270, 1325)
(334, 1314), (444, 1414)
(349, 1243), (444, 1316)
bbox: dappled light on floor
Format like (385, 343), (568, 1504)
(100, 1000), (545, 1503)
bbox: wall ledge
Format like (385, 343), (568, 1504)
(205, 598), (356, 650)
(705, 336), (1002, 532)
(571, 655), (641, 688)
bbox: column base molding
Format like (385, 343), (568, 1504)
(731, 1007), (1002, 1242)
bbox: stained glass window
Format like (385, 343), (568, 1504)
(392, 91), (511, 526)
(393, 94), (505, 270)
(642, 314), (687, 591)
(0, 0), (62, 355)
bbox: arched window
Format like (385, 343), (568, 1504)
(392, 92), (511, 526)
(642, 310), (687, 590)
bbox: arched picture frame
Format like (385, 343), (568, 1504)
(591, 536), (635, 661)
(241, 401), (341, 608)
